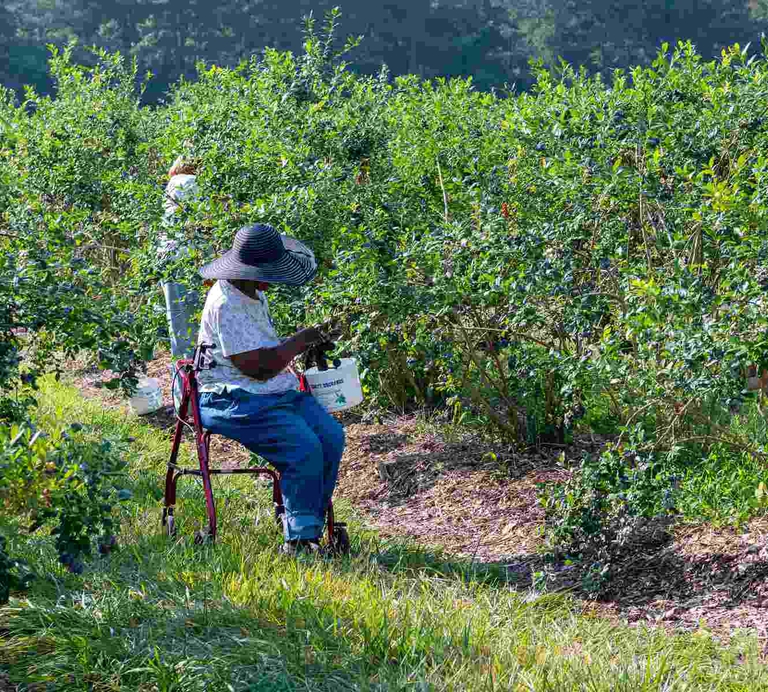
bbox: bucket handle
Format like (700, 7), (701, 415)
(288, 365), (312, 393)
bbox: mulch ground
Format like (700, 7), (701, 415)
(68, 352), (768, 647)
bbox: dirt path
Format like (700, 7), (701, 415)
(71, 354), (768, 646)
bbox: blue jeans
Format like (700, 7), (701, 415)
(162, 282), (198, 359)
(198, 388), (345, 541)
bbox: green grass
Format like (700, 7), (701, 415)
(1, 379), (767, 691)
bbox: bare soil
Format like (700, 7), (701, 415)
(69, 352), (768, 646)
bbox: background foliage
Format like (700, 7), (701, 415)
(2, 1), (768, 100)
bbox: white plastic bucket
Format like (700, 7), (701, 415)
(304, 358), (364, 413)
(129, 378), (163, 415)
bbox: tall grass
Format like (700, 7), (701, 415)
(1, 378), (766, 691)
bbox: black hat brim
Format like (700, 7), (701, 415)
(200, 235), (317, 286)
(199, 248), (317, 285)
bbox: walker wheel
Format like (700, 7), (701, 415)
(329, 525), (351, 556)
(274, 504), (285, 526)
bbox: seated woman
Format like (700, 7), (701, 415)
(195, 223), (345, 555)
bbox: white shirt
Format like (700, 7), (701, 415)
(196, 280), (300, 396)
(164, 174), (199, 220)
(160, 174), (199, 257)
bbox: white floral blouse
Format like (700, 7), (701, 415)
(196, 280), (300, 395)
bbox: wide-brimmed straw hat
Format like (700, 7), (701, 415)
(199, 224), (317, 285)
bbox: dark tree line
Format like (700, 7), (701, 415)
(1, 0), (767, 99)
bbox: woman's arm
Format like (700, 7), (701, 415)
(230, 327), (321, 381)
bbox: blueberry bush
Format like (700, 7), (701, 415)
(3, 13), (768, 588)
(0, 45), (149, 600)
(0, 424), (129, 600)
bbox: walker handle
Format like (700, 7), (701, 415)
(193, 343), (217, 371)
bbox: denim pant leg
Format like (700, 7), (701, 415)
(199, 389), (328, 541)
(162, 282), (198, 358)
(294, 392), (345, 514)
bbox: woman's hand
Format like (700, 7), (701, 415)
(230, 323), (341, 381)
(309, 320), (342, 344)
(300, 326), (326, 346)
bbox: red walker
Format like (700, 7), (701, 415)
(162, 344), (350, 553)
